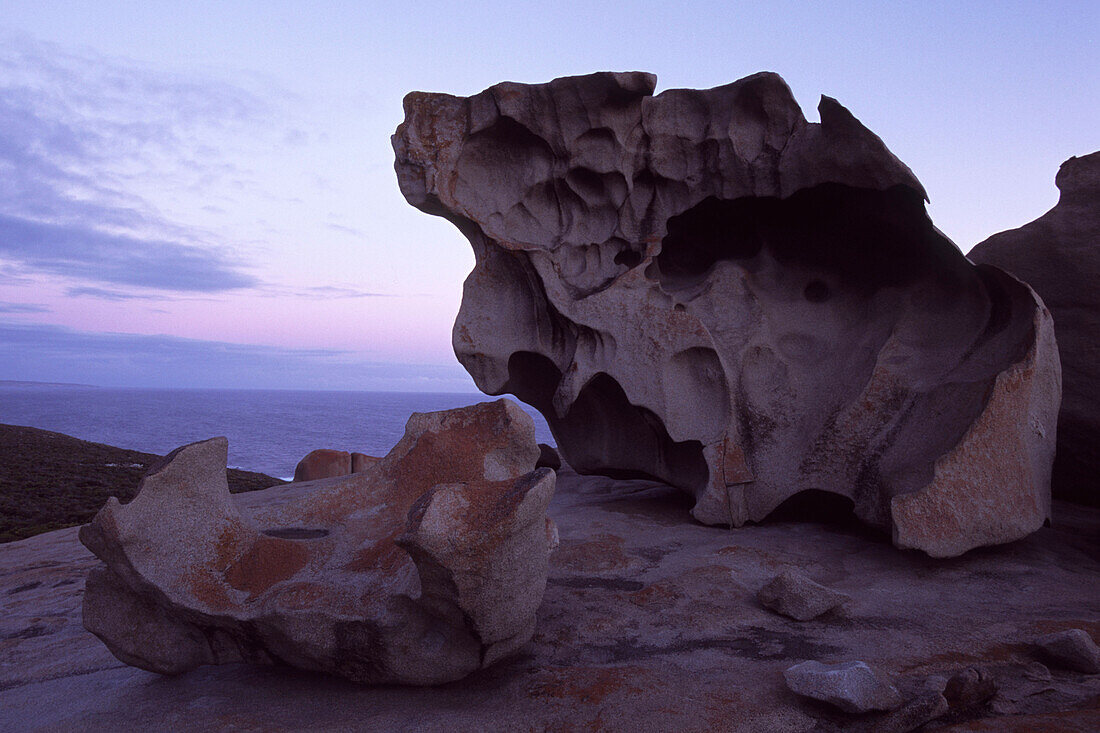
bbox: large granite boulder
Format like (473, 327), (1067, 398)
(393, 71), (1061, 557)
(78, 399), (557, 685)
(969, 151), (1099, 506)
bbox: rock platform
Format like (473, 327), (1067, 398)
(2, 469), (1098, 731)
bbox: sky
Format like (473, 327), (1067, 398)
(0, 1), (1096, 390)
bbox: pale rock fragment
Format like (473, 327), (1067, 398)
(757, 569), (849, 621)
(1034, 629), (1100, 673)
(784, 660), (903, 713)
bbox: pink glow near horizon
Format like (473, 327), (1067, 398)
(0, 2), (1096, 389)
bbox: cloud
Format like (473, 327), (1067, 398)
(300, 285), (392, 299)
(254, 284), (395, 299)
(65, 286), (167, 301)
(0, 320), (476, 392)
(326, 222), (365, 237)
(0, 213), (257, 291)
(0, 34), (275, 294)
(0, 301), (49, 313)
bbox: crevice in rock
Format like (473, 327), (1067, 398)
(653, 183), (952, 294)
(502, 353), (708, 492)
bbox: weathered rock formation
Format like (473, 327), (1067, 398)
(536, 443), (562, 470)
(293, 449), (381, 482)
(78, 399), (557, 685)
(969, 151), (1099, 506)
(784, 660), (902, 713)
(292, 448), (351, 482)
(394, 71), (1061, 557)
(1034, 629), (1100, 674)
(758, 569), (849, 621)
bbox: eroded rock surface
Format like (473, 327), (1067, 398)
(292, 448), (351, 481)
(1034, 629), (1100, 674)
(393, 71), (1060, 557)
(784, 660), (902, 713)
(969, 151), (1100, 506)
(3, 471), (1099, 731)
(78, 399), (556, 685)
(758, 569), (849, 621)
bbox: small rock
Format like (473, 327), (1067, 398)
(784, 660), (902, 713)
(351, 452), (380, 473)
(874, 691), (949, 733)
(1034, 628), (1100, 673)
(758, 570), (849, 621)
(944, 666), (997, 708)
(536, 443), (561, 470)
(293, 449), (351, 482)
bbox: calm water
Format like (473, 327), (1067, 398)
(0, 386), (554, 480)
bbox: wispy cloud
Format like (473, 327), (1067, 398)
(0, 301), (49, 313)
(0, 321), (475, 391)
(0, 213), (257, 291)
(65, 286), (168, 301)
(0, 34), (275, 294)
(300, 285), (393, 299)
(326, 222), (365, 237)
(254, 284), (396, 299)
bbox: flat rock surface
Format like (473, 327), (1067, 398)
(2, 470), (1099, 731)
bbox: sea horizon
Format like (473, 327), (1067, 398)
(0, 383), (553, 480)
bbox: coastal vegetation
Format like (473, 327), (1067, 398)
(0, 423), (282, 542)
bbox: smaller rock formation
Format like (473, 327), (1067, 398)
(943, 666), (997, 709)
(1034, 629), (1100, 673)
(875, 691), (948, 733)
(784, 660), (902, 713)
(536, 443), (562, 471)
(79, 399), (556, 685)
(757, 570), (849, 621)
(293, 450), (381, 481)
(292, 448), (351, 482)
(969, 151), (1100, 505)
(351, 452), (379, 473)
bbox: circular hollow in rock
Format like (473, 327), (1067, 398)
(261, 527), (330, 540)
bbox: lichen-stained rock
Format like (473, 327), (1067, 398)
(78, 399), (556, 685)
(393, 71), (1061, 557)
(293, 448), (351, 481)
(969, 151), (1100, 506)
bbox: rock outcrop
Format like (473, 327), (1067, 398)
(1034, 629), (1100, 674)
(758, 569), (849, 621)
(293, 450), (381, 482)
(969, 151), (1099, 506)
(537, 443), (562, 470)
(784, 660), (902, 713)
(6, 472), (1100, 730)
(78, 399), (556, 685)
(292, 448), (351, 482)
(393, 71), (1061, 557)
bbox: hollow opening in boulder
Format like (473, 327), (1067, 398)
(764, 489), (887, 540)
(261, 527), (330, 540)
(654, 183), (953, 292)
(502, 351), (708, 492)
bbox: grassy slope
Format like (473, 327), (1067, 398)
(0, 423), (284, 543)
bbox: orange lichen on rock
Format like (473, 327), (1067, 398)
(79, 399), (556, 685)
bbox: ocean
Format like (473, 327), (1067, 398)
(0, 385), (554, 481)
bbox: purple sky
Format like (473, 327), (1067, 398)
(0, 1), (1096, 390)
